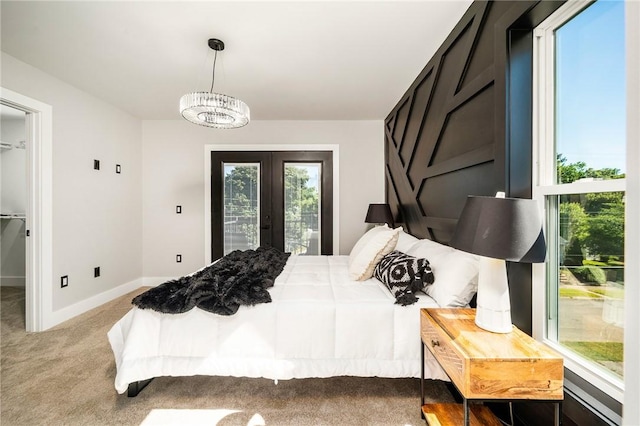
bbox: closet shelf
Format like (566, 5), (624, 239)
(0, 213), (26, 220)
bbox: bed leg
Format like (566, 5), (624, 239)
(127, 378), (154, 397)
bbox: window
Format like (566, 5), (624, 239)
(533, 0), (626, 401)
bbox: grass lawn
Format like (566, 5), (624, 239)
(559, 287), (601, 299)
(562, 341), (624, 362)
(559, 286), (624, 299)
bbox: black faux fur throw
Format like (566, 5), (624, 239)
(132, 247), (290, 316)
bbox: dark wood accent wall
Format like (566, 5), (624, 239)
(383, 1), (622, 424)
(385, 1), (511, 244)
(385, 0), (566, 331)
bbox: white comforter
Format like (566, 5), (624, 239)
(108, 255), (448, 394)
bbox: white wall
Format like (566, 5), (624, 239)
(1, 52), (143, 311)
(142, 120), (384, 279)
(1, 112), (27, 285)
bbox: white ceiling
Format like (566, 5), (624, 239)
(1, 1), (472, 121)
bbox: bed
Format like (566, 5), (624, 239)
(108, 227), (480, 395)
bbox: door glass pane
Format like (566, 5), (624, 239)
(223, 163), (259, 255)
(554, 0), (626, 184)
(553, 191), (625, 378)
(284, 163), (320, 255)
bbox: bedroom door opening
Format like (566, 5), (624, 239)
(211, 151), (333, 260)
(1, 88), (53, 332)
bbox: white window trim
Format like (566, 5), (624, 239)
(532, 0), (626, 403)
(623, 1), (640, 423)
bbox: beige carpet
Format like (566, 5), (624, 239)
(1, 286), (454, 425)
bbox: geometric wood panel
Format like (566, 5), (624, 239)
(385, 1), (498, 243)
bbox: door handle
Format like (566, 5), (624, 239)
(261, 215), (271, 230)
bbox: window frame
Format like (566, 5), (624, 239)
(532, 0), (625, 403)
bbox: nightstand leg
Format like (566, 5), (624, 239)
(462, 397), (469, 426)
(463, 398), (469, 426)
(554, 402), (562, 426)
(420, 341), (425, 417)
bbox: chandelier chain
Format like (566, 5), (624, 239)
(209, 49), (218, 93)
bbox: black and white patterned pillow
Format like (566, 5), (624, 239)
(373, 250), (435, 306)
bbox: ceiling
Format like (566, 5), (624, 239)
(1, 1), (472, 121)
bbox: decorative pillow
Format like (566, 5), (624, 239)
(406, 239), (479, 307)
(374, 250), (435, 306)
(395, 229), (420, 253)
(348, 225), (400, 281)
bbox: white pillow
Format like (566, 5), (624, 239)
(349, 225), (400, 281)
(349, 225), (389, 265)
(395, 229), (420, 253)
(406, 239), (479, 307)
(405, 238), (453, 260)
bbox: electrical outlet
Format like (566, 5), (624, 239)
(61, 275), (68, 288)
(94, 267), (100, 278)
(176, 205), (182, 214)
(176, 254), (182, 263)
(94, 159), (100, 170)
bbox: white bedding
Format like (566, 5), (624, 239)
(108, 255), (449, 394)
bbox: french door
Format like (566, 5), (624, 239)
(211, 151), (333, 260)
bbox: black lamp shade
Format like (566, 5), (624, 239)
(365, 203), (394, 226)
(449, 196), (546, 263)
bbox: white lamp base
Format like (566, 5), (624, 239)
(474, 257), (513, 333)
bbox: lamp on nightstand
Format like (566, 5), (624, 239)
(365, 203), (394, 227)
(449, 192), (546, 333)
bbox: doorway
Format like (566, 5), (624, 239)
(1, 105), (27, 315)
(1, 88), (53, 332)
(210, 151), (333, 260)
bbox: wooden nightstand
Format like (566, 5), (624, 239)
(420, 308), (564, 426)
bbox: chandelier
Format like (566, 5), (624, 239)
(179, 38), (250, 129)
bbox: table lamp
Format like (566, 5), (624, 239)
(449, 193), (546, 333)
(365, 203), (394, 227)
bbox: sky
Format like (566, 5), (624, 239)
(555, 0), (626, 174)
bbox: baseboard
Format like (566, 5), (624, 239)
(46, 278), (144, 329)
(0, 276), (26, 287)
(142, 277), (175, 287)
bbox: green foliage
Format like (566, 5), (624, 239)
(556, 156), (625, 271)
(572, 265), (607, 285)
(584, 195), (625, 261)
(585, 192), (623, 214)
(582, 259), (607, 267)
(559, 202), (589, 265)
(557, 154), (624, 184)
(224, 166), (259, 247)
(284, 166), (319, 252)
